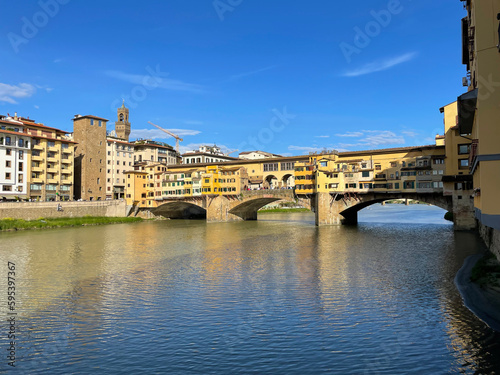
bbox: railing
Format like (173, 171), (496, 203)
(469, 139), (478, 167)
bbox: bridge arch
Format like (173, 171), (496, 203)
(338, 194), (452, 224)
(282, 174), (294, 188)
(153, 201), (206, 219)
(265, 175), (278, 189)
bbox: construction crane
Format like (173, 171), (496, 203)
(226, 149), (239, 156)
(148, 121), (183, 153)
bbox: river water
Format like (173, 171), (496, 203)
(0, 204), (499, 374)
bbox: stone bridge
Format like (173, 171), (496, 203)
(152, 189), (310, 222)
(149, 190), (472, 230)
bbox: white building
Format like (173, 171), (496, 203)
(106, 135), (135, 199)
(0, 116), (31, 199)
(182, 145), (238, 164)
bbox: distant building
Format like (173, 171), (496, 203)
(106, 136), (135, 199)
(73, 114), (108, 201)
(183, 145), (237, 164)
(133, 139), (180, 165)
(239, 150), (282, 160)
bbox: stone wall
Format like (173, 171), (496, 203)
(0, 200), (127, 220)
(479, 222), (500, 260)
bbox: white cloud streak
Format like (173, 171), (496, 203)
(335, 131), (363, 138)
(0, 83), (36, 104)
(105, 70), (204, 94)
(230, 65), (277, 81)
(343, 52), (418, 77)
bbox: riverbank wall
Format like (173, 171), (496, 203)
(0, 200), (127, 220)
(479, 222), (500, 260)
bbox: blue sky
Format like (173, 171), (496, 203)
(1, 0), (466, 155)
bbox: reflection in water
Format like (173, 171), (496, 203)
(0, 205), (498, 374)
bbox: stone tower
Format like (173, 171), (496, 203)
(115, 101), (131, 141)
(72, 115), (108, 201)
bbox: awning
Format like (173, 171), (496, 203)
(457, 88), (478, 135)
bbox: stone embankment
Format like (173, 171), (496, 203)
(0, 200), (127, 220)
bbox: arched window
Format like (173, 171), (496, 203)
(119, 114), (124, 121)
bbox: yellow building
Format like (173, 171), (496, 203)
(294, 146), (445, 196)
(125, 162), (167, 208)
(201, 165), (248, 196)
(458, 0), (500, 235)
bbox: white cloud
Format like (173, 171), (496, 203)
(0, 83), (36, 104)
(34, 105), (39, 109)
(105, 70), (204, 94)
(335, 130), (406, 150)
(335, 131), (363, 138)
(315, 135), (330, 138)
(230, 65), (277, 81)
(130, 128), (201, 141)
(343, 52), (418, 77)
(53, 59), (63, 63)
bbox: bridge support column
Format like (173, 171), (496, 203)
(452, 194), (476, 230)
(315, 192), (355, 226)
(206, 196), (246, 223)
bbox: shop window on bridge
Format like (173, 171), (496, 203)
(264, 163), (278, 172)
(434, 158), (444, 164)
(375, 164), (381, 170)
(403, 181), (414, 189)
(417, 182), (432, 189)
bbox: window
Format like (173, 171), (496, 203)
(434, 158), (444, 165)
(6, 149), (11, 156)
(18, 162), (22, 171)
(5, 137), (11, 145)
(97, 178), (100, 185)
(390, 162), (397, 167)
(98, 120), (102, 127)
(19, 150), (23, 160)
(18, 174), (23, 183)
(90, 119), (94, 125)
(458, 144), (470, 155)
(459, 159), (469, 168)
(18, 139), (24, 147)
(108, 151), (111, 156)
(362, 171), (370, 178)
(2, 185), (11, 191)
(6, 173), (11, 180)
(5, 161), (11, 168)
(375, 164), (381, 170)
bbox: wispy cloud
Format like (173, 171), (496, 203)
(315, 135), (330, 138)
(0, 83), (36, 104)
(184, 120), (204, 126)
(402, 130), (418, 137)
(335, 130), (405, 150)
(230, 65), (277, 81)
(105, 70), (204, 94)
(335, 131), (363, 138)
(343, 52), (418, 77)
(130, 128), (201, 141)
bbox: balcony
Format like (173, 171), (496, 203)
(61, 169), (72, 175)
(374, 174), (387, 180)
(31, 178), (44, 184)
(32, 143), (44, 150)
(62, 147), (72, 153)
(47, 178), (59, 184)
(48, 146), (58, 152)
(32, 154), (44, 161)
(61, 158), (72, 164)
(32, 166), (44, 173)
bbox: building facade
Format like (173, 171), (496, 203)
(106, 137), (135, 199)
